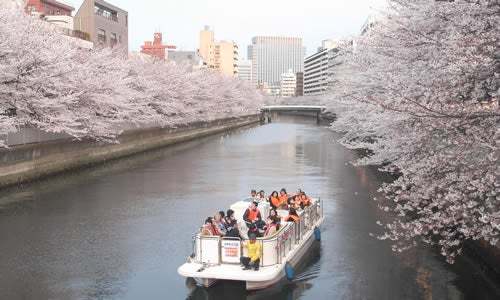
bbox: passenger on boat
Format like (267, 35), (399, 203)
(258, 190), (266, 200)
(243, 200), (262, 226)
(240, 232), (261, 271)
(299, 193), (312, 208)
(213, 211), (227, 236)
(269, 191), (287, 210)
(284, 207), (300, 223)
(288, 195), (301, 210)
(279, 188), (289, 207)
(224, 209), (240, 237)
(264, 215), (280, 237)
(200, 217), (216, 236)
(250, 189), (257, 199)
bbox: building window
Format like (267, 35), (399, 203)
(110, 33), (117, 47)
(97, 29), (106, 44)
(94, 4), (118, 22)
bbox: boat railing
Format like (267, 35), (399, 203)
(192, 197), (323, 267)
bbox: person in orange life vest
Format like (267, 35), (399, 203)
(243, 200), (262, 227)
(269, 191), (281, 209)
(278, 188), (289, 208)
(285, 207), (300, 223)
(299, 192), (312, 208)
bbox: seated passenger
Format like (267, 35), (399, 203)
(201, 217), (215, 235)
(240, 232), (261, 271)
(224, 209), (240, 237)
(213, 211), (227, 236)
(269, 191), (287, 210)
(284, 207), (300, 223)
(278, 188), (289, 206)
(299, 192), (312, 208)
(288, 195), (301, 210)
(258, 190), (266, 200)
(264, 216), (280, 237)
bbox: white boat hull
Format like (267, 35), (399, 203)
(246, 222), (317, 290)
(178, 197), (324, 291)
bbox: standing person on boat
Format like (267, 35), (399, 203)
(243, 200), (262, 226)
(224, 209), (240, 237)
(250, 189), (258, 200)
(258, 190), (266, 200)
(240, 233), (261, 271)
(284, 207), (300, 223)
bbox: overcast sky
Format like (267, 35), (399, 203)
(67, 0), (385, 57)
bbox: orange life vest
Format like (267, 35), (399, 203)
(279, 194), (288, 205)
(270, 197), (281, 208)
(286, 214), (300, 223)
(247, 208), (260, 221)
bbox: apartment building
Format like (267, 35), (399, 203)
(198, 26), (238, 77)
(74, 0), (128, 52)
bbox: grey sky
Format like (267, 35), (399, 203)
(68, 0), (385, 57)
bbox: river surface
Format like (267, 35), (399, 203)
(0, 115), (498, 300)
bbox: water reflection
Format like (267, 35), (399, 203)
(0, 115), (498, 300)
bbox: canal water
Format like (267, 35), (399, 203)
(0, 115), (498, 300)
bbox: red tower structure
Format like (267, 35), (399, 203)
(140, 33), (176, 61)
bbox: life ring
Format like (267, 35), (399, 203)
(285, 262), (295, 280)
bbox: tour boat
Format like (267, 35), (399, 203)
(177, 196), (324, 290)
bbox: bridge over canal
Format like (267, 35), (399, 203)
(260, 105), (327, 123)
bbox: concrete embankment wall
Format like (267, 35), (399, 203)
(0, 115), (260, 189)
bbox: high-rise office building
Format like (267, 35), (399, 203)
(250, 36), (304, 92)
(238, 60), (252, 82)
(198, 26), (238, 77)
(280, 69), (297, 97)
(304, 40), (339, 96)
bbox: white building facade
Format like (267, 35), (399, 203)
(238, 60), (252, 82)
(280, 69), (297, 97)
(304, 40), (339, 96)
(249, 36), (304, 93)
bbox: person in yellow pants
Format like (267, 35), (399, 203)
(240, 233), (261, 271)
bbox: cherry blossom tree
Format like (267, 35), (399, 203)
(0, 2), (263, 147)
(326, 0), (499, 262)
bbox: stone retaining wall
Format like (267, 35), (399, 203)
(0, 115), (260, 189)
